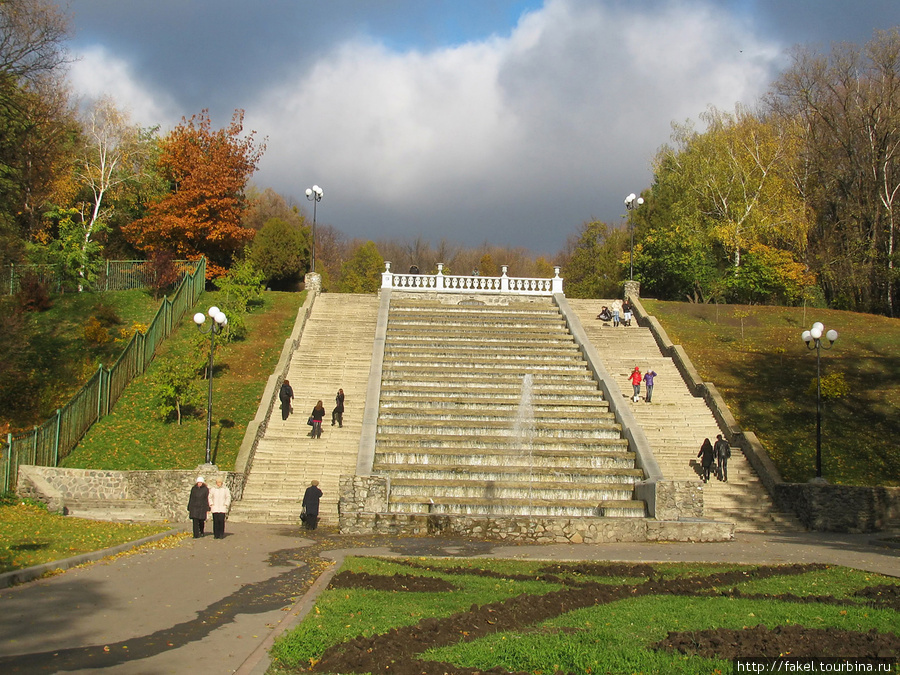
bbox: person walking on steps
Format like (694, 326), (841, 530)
(208, 478), (232, 539)
(187, 476), (210, 538)
(310, 400), (325, 439)
(279, 379), (294, 421)
(622, 299), (634, 327)
(642, 369), (657, 403)
(714, 434), (731, 482)
(332, 388), (344, 427)
(698, 438), (715, 483)
(629, 366), (642, 402)
(301, 480), (322, 530)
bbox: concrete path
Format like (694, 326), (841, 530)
(0, 524), (896, 674)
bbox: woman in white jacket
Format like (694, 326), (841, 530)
(208, 478), (232, 539)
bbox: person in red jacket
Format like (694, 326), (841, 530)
(629, 367), (642, 402)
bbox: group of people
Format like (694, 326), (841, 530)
(628, 366), (657, 403)
(278, 381), (345, 439)
(187, 476), (323, 535)
(187, 476), (232, 539)
(596, 299), (634, 327)
(697, 434), (731, 482)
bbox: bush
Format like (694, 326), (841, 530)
(16, 273), (52, 312)
(83, 317), (111, 346)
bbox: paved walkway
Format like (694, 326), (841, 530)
(0, 524), (896, 674)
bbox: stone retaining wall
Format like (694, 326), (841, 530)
(17, 466), (244, 523)
(628, 294), (899, 533)
(773, 483), (900, 533)
(338, 512), (732, 543)
(337, 474), (728, 542)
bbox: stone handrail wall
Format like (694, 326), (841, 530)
(554, 293), (666, 519)
(382, 262), (563, 296)
(627, 295), (785, 499)
(233, 289), (318, 484)
(17, 465), (243, 523)
(627, 294), (900, 532)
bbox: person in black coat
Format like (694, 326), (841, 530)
(332, 388), (345, 427)
(714, 434), (731, 481)
(302, 480), (322, 530)
(279, 379), (294, 421)
(697, 439), (715, 483)
(187, 477), (210, 538)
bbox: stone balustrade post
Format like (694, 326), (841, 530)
(436, 263), (444, 290)
(381, 261), (393, 289)
(552, 266), (563, 294)
(500, 265), (509, 292)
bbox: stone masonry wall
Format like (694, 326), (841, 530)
(654, 480), (704, 521)
(773, 483), (900, 533)
(17, 466), (243, 523)
(338, 473), (731, 543)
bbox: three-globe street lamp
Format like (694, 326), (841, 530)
(194, 306), (228, 465)
(624, 193), (644, 280)
(801, 322), (838, 481)
(305, 185), (323, 273)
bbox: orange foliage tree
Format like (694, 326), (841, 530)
(124, 109), (265, 278)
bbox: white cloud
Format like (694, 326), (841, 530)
(64, 0), (784, 250)
(66, 45), (181, 128)
(245, 0), (781, 247)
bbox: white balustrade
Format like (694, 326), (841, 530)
(381, 261), (563, 296)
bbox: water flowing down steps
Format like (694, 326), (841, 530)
(229, 294), (380, 525)
(567, 299), (800, 532)
(374, 298), (646, 519)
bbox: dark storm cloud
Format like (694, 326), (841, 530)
(62, 0), (900, 254)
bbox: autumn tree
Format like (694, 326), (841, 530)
(0, 0), (73, 261)
(125, 110), (265, 278)
(769, 29), (900, 315)
(59, 98), (148, 289)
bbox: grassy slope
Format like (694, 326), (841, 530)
(642, 300), (900, 485)
(62, 290), (305, 471)
(5, 289), (162, 431)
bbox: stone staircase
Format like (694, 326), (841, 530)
(63, 499), (164, 522)
(373, 297), (646, 518)
(228, 293), (380, 525)
(568, 299), (799, 532)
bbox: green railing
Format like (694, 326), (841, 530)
(1, 258), (207, 492)
(1, 260), (197, 295)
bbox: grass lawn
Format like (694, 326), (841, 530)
(269, 556), (900, 674)
(0, 499), (172, 574)
(61, 290), (305, 470)
(641, 300), (900, 485)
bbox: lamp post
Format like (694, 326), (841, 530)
(194, 306), (228, 465)
(624, 193), (644, 280)
(305, 184), (323, 273)
(801, 322), (838, 480)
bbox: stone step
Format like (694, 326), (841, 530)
(377, 408), (617, 424)
(384, 466), (643, 482)
(388, 495), (647, 518)
(377, 419), (623, 438)
(375, 430), (631, 450)
(64, 499), (165, 523)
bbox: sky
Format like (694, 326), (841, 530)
(60, 0), (900, 256)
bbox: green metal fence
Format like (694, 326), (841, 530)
(0, 258), (207, 493)
(1, 260), (197, 295)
